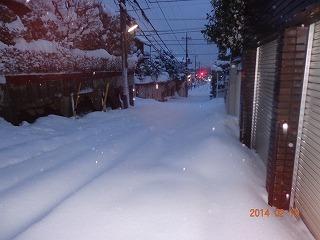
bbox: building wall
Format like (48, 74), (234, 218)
(266, 26), (309, 209)
(240, 27), (309, 210)
(290, 22), (320, 239)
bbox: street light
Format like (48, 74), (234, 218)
(128, 24), (138, 33)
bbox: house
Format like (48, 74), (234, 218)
(229, 1), (320, 238)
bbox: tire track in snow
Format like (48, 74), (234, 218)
(0, 123), (141, 193)
(0, 128), (151, 240)
(13, 127), (178, 240)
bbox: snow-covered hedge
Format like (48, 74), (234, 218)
(0, 0), (139, 75)
(0, 39), (140, 74)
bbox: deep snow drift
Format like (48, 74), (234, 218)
(0, 85), (314, 240)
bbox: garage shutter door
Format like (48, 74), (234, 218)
(251, 39), (279, 164)
(292, 22), (320, 239)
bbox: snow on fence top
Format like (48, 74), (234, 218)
(0, 39), (138, 75)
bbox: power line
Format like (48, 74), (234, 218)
(149, 18), (206, 21)
(148, 38), (208, 41)
(142, 27), (204, 32)
(154, 0), (185, 52)
(136, 29), (203, 36)
(127, 0), (180, 63)
(163, 43), (214, 45)
(131, 0), (171, 52)
(173, 53), (217, 56)
(148, 0), (208, 4)
(127, 0), (165, 54)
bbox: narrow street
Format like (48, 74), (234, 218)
(0, 84), (313, 240)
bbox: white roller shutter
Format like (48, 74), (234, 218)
(251, 39), (279, 164)
(292, 22), (320, 239)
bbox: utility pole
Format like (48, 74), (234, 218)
(149, 45), (152, 60)
(194, 55), (197, 72)
(185, 32), (188, 72)
(119, 0), (130, 108)
(182, 32), (191, 74)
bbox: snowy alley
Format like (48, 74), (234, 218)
(0, 84), (314, 240)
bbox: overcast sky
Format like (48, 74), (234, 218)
(103, 0), (218, 68)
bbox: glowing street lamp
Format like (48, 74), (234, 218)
(127, 24), (138, 33)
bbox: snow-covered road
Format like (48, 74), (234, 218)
(0, 85), (313, 240)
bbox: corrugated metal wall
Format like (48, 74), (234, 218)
(292, 21), (320, 240)
(252, 39), (279, 164)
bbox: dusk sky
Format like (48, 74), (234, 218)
(103, 0), (218, 68)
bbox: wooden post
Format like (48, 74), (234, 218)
(71, 82), (82, 117)
(102, 82), (110, 112)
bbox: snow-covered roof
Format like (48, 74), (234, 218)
(214, 60), (230, 66)
(211, 64), (223, 72)
(134, 72), (170, 84)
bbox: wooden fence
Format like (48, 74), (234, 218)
(0, 71), (134, 124)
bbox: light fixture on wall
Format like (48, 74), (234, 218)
(282, 122), (289, 134)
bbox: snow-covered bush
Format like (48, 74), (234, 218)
(155, 51), (180, 79)
(0, 4), (25, 45)
(0, 0), (139, 74)
(136, 51), (181, 82)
